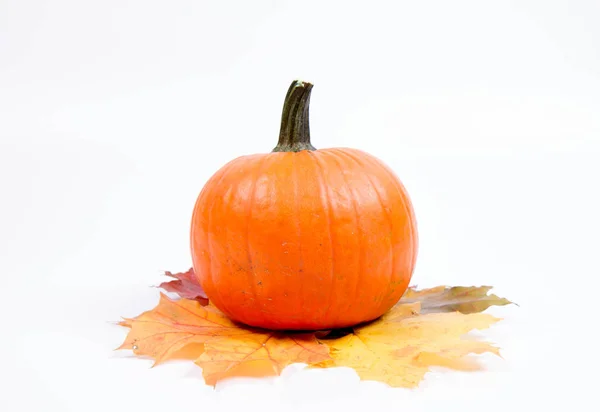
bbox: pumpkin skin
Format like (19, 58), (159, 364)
(190, 81), (418, 330)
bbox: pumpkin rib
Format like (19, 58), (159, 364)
(401, 179), (418, 275)
(191, 170), (221, 296)
(363, 151), (412, 312)
(325, 149), (363, 323)
(334, 148), (394, 313)
(291, 152), (305, 321)
(245, 154), (272, 327)
(309, 151), (336, 325)
(363, 151), (417, 290)
(221, 159), (251, 321)
(190, 181), (211, 289)
(204, 159), (241, 319)
(385, 166), (418, 279)
(403, 182), (418, 278)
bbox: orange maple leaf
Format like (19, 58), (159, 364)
(117, 293), (247, 365)
(117, 293), (331, 382)
(196, 332), (330, 385)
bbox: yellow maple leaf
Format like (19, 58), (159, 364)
(316, 298), (502, 387)
(402, 285), (513, 314)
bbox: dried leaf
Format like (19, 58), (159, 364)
(401, 285), (513, 314)
(118, 283), (511, 388)
(317, 301), (501, 387)
(159, 268), (208, 304)
(196, 332), (330, 385)
(116, 293), (245, 365)
(117, 293), (331, 382)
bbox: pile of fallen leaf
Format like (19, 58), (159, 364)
(117, 269), (512, 387)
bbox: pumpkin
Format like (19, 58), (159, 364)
(190, 80), (418, 330)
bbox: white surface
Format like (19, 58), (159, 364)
(1, 0), (599, 411)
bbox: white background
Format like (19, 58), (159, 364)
(1, 0), (599, 410)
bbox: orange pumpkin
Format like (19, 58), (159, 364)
(190, 80), (418, 330)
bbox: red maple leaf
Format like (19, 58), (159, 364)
(158, 268), (208, 304)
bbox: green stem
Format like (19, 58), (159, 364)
(272, 80), (316, 152)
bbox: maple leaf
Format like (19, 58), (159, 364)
(117, 293), (331, 382)
(158, 268), (208, 304)
(118, 284), (511, 388)
(401, 285), (513, 314)
(316, 300), (501, 387)
(117, 293), (246, 365)
(196, 332), (330, 385)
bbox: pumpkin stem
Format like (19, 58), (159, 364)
(272, 80), (316, 152)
